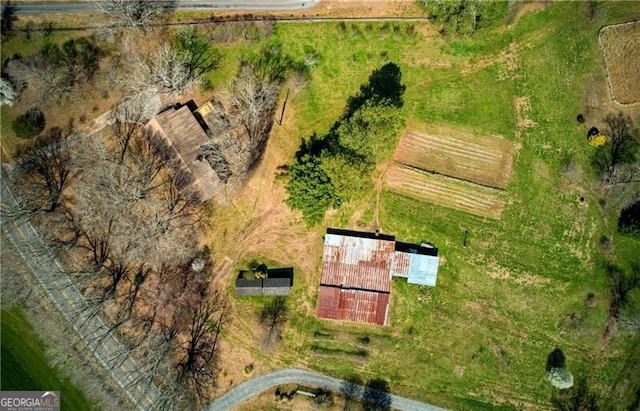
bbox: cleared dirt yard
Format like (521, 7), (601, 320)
(599, 21), (640, 105)
(393, 129), (518, 189)
(384, 164), (506, 219)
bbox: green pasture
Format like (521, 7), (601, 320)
(232, 2), (640, 409)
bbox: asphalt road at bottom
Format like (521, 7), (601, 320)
(202, 368), (447, 411)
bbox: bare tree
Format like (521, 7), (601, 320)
(111, 99), (147, 163)
(95, 0), (176, 30)
(341, 375), (364, 411)
(224, 64), (280, 173)
(593, 112), (640, 177)
(606, 113), (639, 172)
(15, 128), (75, 212)
(4, 38), (102, 101)
(175, 27), (220, 81)
(259, 296), (288, 347)
(126, 43), (201, 96)
(362, 378), (392, 411)
(177, 290), (229, 403)
(604, 262), (640, 338)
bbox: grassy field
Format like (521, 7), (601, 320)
(0, 307), (97, 410)
(216, 2), (640, 410)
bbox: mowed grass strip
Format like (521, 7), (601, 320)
(394, 128), (518, 189)
(0, 307), (97, 411)
(384, 164), (505, 219)
(599, 21), (640, 104)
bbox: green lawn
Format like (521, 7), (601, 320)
(226, 2), (640, 410)
(0, 307), (97, 411)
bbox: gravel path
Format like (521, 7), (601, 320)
(202, 368), (447, 411)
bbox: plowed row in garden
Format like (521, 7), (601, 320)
(385, 165), (506, 219)
(384, 128), (517, 219)
(393, 130), (517, 189)
(599, 21), (640, 105)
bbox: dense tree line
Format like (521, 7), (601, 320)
(285, 62), (406, 223)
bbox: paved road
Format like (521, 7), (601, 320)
(11, 0), (320, 14)
(203, 368), (447, 411)
(0, 167), (163, 411)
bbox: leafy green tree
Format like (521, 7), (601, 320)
(12, 108), (45, 139)
(546, 348), (566, 372)
(618, 200), (640, 238)
(285, 63), (406, 223)
(336, 101), (404, 164)
(286, 153), (339, 224)
(320, 153), (372, 202)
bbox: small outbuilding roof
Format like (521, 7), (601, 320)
(235, 267), (293, 296)
(392, 242), (439, 286)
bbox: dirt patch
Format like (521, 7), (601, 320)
(488, 262), (551, 286)
(506, 1), (553, 26)
(461, 42), (521, 80)
(384, 164), (506, 219)
(513, 96), (535, 137)
(393, 128), (518, 189)
(599, 21), (640, 105)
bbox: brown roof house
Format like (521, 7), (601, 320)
(145, 100), (228, 203)
(316, 228), (439, 326)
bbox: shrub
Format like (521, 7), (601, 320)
(588, 134), (607, 147)
(12, 108), (45, 139)
(547, 367), (574, 389)
(313, 389), (333, 407)
(599, 235), (613, 252)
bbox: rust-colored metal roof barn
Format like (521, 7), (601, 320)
(316, 286), (390, 325)
(316, 228), (440, 326)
